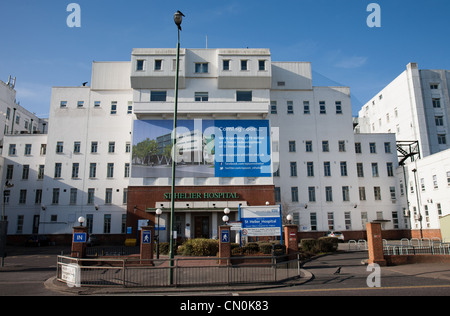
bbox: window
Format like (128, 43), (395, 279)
(420, 178), (425, 191)
(108, 141), (115, 153)
(390, 186), (396, 200)
(89, 163), (97, 178)
(258, 60), (266, 71)
(359, 187), (366, 201)
(430, 84), (439, 89)
(38, 165), (44, 180)
(291, 187), (299, 202)
(287, 101), (294, 114)
(386, 162), (394, 177)
(110, 101), (117, 114)
(355, 142), (362, 153)
(35, 190), (42, 205)
(40, 144), (47, 156)
(77, 101), (84, 108)
(340, 161), (348, 176)
(70, 188), (77, 205)
(288, 141), (296, 152)
(195, 63), (208, 73)
(437, 203), (442, 216)
(305, 141), (312, 152)
(54, 163), (62, 178)
(104, 214), (112, 234)
(447, 171), (450, 186)
(91, 141), (98, 153)
(357, 163), (364, 177)
(123, 189), (128, 205)
(105, 189), (113, 204)
(240, 60), (248, 71)
(372, 163), (379, 177)
(324, 162), (331, 177)
(87, 188), (95, 204)
(432, 98), (441, 108)
(16, 215), (24, 234)
(342, 186), (350, 201)
(384, 142), (391, 153)
(127, 101), (133, 114)
(52, 188), (60, 204)
(290, 162), (297, 177)
(154, 59), (162, 71)
(24, 144), (32, 155)
(303, 101), (310, 114)
(8, 144), (16, 156)
(308, 187), (316, 202)
(438, 134), (447, 145)
(195, 92), (208, 102)
(270, 101), (277, 114)
(345, 212), (352, 230)
(335, 101), (342, 114)
(22, 165), (29, 180)
(60, 101), (67, 108)
(325, 186), (333, 202)
(307, 162), (314, 177)
(222, 60), (230, 71)
(319, 101), (326, 114)
(274, 187), (281, 203)
(94, 101), (101, 107)
(236, 91), (252, 102)
(150, 91), (167, 102)
(435, 116), (444, 126)
(107, 163), (114, 178)
(369, 142), (376, 153)
(327, 212), (334, 230)
(73, 141), (81, 154)
(136, 60), (145, 71)
(6, 165), (13, 180)
(361, 212), (368, 227)
(338, 141), (346, 152)
(322, 141), (329, 152)
(374, 187), (381, 200)
(310, 213), (317, 231)
(72, 163), (79, 178)
(126, 142), (131, 153)
(19, 190), (27, 204)
(56, 142), (64, 153)
(124, 163), (130, 178)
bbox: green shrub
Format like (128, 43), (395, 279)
(318, 237), (338, 252)
(300, 238), (318, 253)
(178, 238), (219, 256)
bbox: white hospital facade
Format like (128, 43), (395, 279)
(1, 49), (448, 243)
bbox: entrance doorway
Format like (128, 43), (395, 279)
(194, 216), (210, 238)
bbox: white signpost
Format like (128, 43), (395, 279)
(239, 205), (283, 245)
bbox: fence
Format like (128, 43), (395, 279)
(56, 254), (302, 288)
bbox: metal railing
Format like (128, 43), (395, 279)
(57, 254), (302, 288)
(383, 238), (450, 256)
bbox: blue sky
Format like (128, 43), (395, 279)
(1, 0), (449, 117)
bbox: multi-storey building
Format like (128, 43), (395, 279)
(358, 63), (450, 238)
(1, 48), (409, 243)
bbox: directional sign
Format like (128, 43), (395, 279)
(221, 230), (230, 243)
(73, 233), (86, 243)
(142, 230), (151, 244)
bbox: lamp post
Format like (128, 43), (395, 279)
(223, 207), (230, 225)
(169, 10), (184, 285)
(155, 208), (162, 259)
(78, 216), (85, 227)
(411, 168), (423, 239)
(286, 214), (293, 224)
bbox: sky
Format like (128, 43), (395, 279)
(1, 0), (450, 118)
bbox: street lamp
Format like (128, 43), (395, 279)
(223, 207), (230, 225)
(169, 10), (185, 285)
(155, 208), (162, 259)
(78, 216), (86, 227)
(286, 214), (293, 224)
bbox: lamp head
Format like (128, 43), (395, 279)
(174, 10), (185, 30)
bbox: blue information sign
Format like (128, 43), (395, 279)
(221, 230), (230, 243)
(142, 231), (151, 244)
(73, 233), (87, 243)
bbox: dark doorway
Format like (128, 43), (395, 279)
(194, 216), (210, 238)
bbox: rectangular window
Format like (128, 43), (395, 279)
(108, 141), (115, 153)
(322, 141), (329, 152)
(270, 101), (277, 114)
(287, 101), (294, 114)
(104, 214), (111, 234)
(335, 101), (342, 114)
(127, 101), (133, 114)
(432, 98), (441, 108)
(35, 189), (42, 205)
(105, 188), (113, 204)
(136, 60), (145, 71)
(355, 142), (362, 153)
(289, 141), (296, 152)
(154, 59), (162, 71)
(110, 101), (117, 114)
(374, 187), (381, 200)
(435, 116), (444, 126)
(73, 141), (81, 153)
(89, 163), (97, 178)
(324, 161), (331, 177)
(305, 141), (312, 152)
(386, 162), (394, 177)
(54, 163), (62, 178)
(222, 60), (230, 71)
(8, 144), (16, 156)
(60, 101), (67, 108)
(372, 163), (379, 177)
(438, 134), (447, 145)
(107, 163), (114, 178)
(6, 165), (13, 180)
(240, 60), (248, 71)
(384, 142), (391, 153)
(150, 91), (167, 102)
(87, 188), (95, 204)
(345, 212), (352, 230)
(433, 175), (438, 188)
(52, 188), (60, 204)
(357, 163), (364, 177)
(22, 165), (29, 180)
(94, 101), (101, 107)
(342, 186), (350, 201)
(77, 101), (84, 108)
(307, 162), (314, 177)
(236, 91), (252, 102)
(56, 142), (64, 153)
(70, 188), (77, 205)
(258, 60), (266, 71)
(291, 187), (299, 202)
(38, 165), (44, 180)
(303, 101), (310, 114)
(124, 163), (130, 178)
(369, 142), (376, 153)
(340, 161), (348, 176)
(390, 186), (396, 200)
(195, 63), (208, 73)
(72, 163), (79, 178)
(16, 215), (24, 234)
(338, 141), (346, 152)
(195, 92), (208, 102)
(327, 212), (334, 230)
(325, 186), (333, 202)
(310, 213), (317, 231)
(19, 190), (27, 204)
(359, 187), (366, 201)
(308, 187), (316, 202)
(91, 141), (98, 153)
(290, 162), (297, 177)
(319, 101), (326, 114)
(274, 187), (281, 203)
(24, 144), (32, 155)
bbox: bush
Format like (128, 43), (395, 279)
(300, 238), (318, 253)
(178, 238), (219, 256)
(299, 237), (338, 254)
